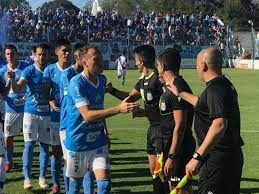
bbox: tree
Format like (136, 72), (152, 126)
(0, 0), (31, 10)
(39, 0), (79, 13)
(216, 0), (252, 28)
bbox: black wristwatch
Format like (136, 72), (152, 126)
(192, 152), (203, 162)
(168, 153), (178, 160)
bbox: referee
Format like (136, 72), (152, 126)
(107, 45), (169, 194)
(171, 48), (244, 194)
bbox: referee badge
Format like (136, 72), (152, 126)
(160, 102), (166, 111)
(147, 91), (153, 101)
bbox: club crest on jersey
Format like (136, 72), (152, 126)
(95, 94), (102, 103)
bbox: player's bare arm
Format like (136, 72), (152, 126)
(78, 96), (139, 123)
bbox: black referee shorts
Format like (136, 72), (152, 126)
(163, 136), (196, 185)
(146, 123), (163, 155)
(198, 148), (244, 194)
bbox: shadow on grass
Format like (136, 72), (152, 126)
(110, 149), (146, 155)
(112, 167), (150, 179)
(240, 177), (259, 194)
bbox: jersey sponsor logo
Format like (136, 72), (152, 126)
(36, 105), (49, 112)
(86, 131), (101, 142)
(13, 98), (25, 106)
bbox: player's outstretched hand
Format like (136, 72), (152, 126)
(167, 81), (179, 97)
(118, 96), (139, 113)
(105, 82), (113, 93)
(49, 100), (60, 112)
(5, 70), (15, 80)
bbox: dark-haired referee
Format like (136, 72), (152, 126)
(170, 48), (244, 194)
(156, 48), (196, 193)
(107, 45), (169, 194)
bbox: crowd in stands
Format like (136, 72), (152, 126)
(0, 6), (226, 46)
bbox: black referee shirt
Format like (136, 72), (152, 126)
(194, 76), (244, 151)
(159, 76), (194, 140)
(135, 72), (163, 123)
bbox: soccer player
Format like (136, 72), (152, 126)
(115, 51), (127, 86)
(0, 44), (28, 172)
(0, 73), (12, 194)
(25, 46), (36, 66)
(171, 48), (244, 194)
(107, 45), (169, 194)
(156, 48), (196, 193)
(59, 43), (95, 194)
(43, 39), (71, 194)
(64, 45), (138, 194)
(6, 43), (51, 191)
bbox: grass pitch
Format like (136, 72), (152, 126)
(4, 69), (259, 194)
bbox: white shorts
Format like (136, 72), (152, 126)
(50, 122), (61, 146)
(60, 130), (67, 160)
(117, 68), (126, 77)
(0, 124), (6, 155)
(23, 113), (51, 145)
(4, 112), (23, 137)
(66, 145), (110, 178)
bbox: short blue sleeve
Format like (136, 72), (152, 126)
(69, 79), (90, 108)
(21, 67), (30, 81)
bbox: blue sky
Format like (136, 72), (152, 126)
(28, 0), (89, 10)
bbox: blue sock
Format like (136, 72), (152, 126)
(63, 164), (69, 193)
(5, 147), (13, 164)
(39, 142), (49, 178)
(22, 141), (36, 180)
(83, 171), (94, 194)
(68, 177), (83, 194)
(51, 155), (62, 187)
(96, 179), (111, 194)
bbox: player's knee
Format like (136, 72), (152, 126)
(97, 178), (111, 194)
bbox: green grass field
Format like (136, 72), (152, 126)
(4, 69), (259, 194)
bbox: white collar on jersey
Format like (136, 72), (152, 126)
(81, 72), (99, 89)
(34, 63), (44, 73)
(7, 63), (20, 72)
(56, 62), (66, 72)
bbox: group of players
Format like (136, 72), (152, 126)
(0, 38), (243, 194)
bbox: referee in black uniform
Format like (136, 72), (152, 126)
(156, 48), (195, 193)
(107, 45), (169, 194)
(170, 48), (244, 194)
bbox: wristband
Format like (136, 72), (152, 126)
(192, 152), (203, 162)
(168, 153), (179, 160)
(109, 87), (118, 95)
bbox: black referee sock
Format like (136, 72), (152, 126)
(152, 177), (164, 194)
(162, 181), (170, 193)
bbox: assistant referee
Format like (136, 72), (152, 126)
(171, 48), (244, 194)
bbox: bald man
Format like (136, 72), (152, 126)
(169, 48), (244, 194)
